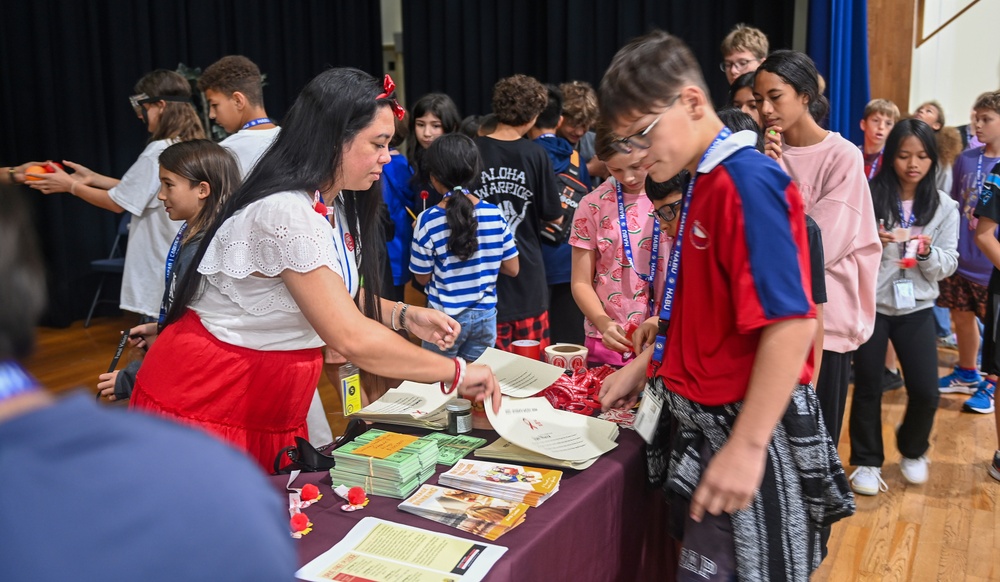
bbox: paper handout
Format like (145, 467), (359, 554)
(295, 517), (507, 582)
(473, 347), (565, 398)
(485, 395), (618, 462)
(352, 381), (451, 429)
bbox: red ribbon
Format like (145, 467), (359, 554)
(377, 74), (405, 121)
(540, 365), (616, 416)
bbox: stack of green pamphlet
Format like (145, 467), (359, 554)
(420, 432), (488, 466)
(329, 431), (440, 499)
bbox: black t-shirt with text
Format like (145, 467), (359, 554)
(473, 136), (562, 322)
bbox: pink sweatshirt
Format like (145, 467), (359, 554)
(781, 132), (881, 353)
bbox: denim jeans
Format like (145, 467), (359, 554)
(423, 307), (497, 361)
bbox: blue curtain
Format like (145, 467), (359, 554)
(807, 0), (870, 144)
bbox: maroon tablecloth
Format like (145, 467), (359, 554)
(275, 427), (678, 581)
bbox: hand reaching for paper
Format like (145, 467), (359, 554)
(406, 305), (460, 350)
(460, 363), (502, 413)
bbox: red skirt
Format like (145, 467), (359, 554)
(131, 310), (323, 472)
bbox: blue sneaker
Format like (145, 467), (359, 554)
(963, 380), (995, 414)
(939, 366), (981, 394)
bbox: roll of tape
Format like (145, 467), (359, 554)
(544, 343), (588, 372)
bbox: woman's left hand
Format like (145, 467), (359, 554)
(406, 305), (461, 350)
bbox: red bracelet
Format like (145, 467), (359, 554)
(440, 358), (461, 395)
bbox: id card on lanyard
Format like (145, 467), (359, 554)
(157, 223), (188, 327)
(636, 127), (732, 444)
(616, 181), (660, 316)
(893, 200), (917, 310)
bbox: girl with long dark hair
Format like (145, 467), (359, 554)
(848, 119), (959, 494)
(410, 134), (519, 360)
(408, 93), (461, 208)
(129, 69), (500, 470)
(754, 50), (882, 445)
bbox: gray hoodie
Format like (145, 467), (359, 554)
(875, 190), (959, 316)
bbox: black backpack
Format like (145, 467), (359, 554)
(542, 150), (590, 245)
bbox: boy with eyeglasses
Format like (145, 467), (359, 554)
(719, 24), (769, 85)
(568, 120), (672, 367)
(597, 30), (852, 580)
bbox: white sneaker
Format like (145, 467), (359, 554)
(900, 455), (929, 484)
(849, 466), (888, 496)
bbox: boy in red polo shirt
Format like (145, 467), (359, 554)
(598, 31), (853, 581)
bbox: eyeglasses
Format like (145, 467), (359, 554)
(655, 199), (683, 222)
(129, 93), (153, 117)
(609, 95), (680, 155)
(719, 58), (760, 73)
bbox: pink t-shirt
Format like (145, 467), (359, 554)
(569, 180), (672, 339)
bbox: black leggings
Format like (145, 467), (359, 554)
(815, 350), (853, 445)
(849, 308), (940, 466)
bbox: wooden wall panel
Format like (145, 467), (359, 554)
(868, 0), (917, 112)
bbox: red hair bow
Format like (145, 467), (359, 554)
(377, 74), (405, 121)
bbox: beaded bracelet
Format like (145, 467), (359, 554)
(390, 301), (403, 331)
(399, 303), (410, 331)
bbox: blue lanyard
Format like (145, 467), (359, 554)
(242, 117), (273, 130)
(0, 360), (39, 403)
(977, 148), (985, 191)
(158, 223), (187, 327)
(652, 127), (732, 364)
(860, 144), (882, 180)
(616, 181), (660, 315)
(897, 198), (916, 228)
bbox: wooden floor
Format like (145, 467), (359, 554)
(25, 314), (1000, 581)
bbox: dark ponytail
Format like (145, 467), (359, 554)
(422, 134), (482, 261)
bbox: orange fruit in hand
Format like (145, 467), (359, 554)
(25, 165), (49, 181)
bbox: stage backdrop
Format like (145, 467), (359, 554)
(0, 0), (382, 326)
(402, 0), (796, 118)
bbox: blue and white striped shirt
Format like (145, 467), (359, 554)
(410, 201), (518, 315)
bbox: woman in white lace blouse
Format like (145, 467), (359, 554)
(130, 68), (501, 470)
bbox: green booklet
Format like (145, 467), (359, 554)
(421, 433), (488, 466)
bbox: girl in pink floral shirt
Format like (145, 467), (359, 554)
(569, 124), (673, 367)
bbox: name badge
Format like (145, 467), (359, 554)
(634, 381), (665, 444)
(893, 279), (916, 310)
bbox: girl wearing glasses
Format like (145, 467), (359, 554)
(568, 120), (675, 367)
(753, 50), (882, 444)
(27, 70), (205, 320)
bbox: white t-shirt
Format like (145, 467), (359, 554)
(220, 127), (281, 177)
(192, 191), (359, 350)
(107, 139), (184, 317)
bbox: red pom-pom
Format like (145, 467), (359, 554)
(313, 201), (328, 216)
(420, 190), (429, 200)
(290, 512), (309, 532)
(899, 257), (917, 269)
(347, 486), (366, 505)
(301, 483), (319, 501)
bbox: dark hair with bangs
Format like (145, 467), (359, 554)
(599, 30), (708, 123)
(870, 118), (940, 228)
(158, 139), (241, 243)
(165, 67), (394, 327)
